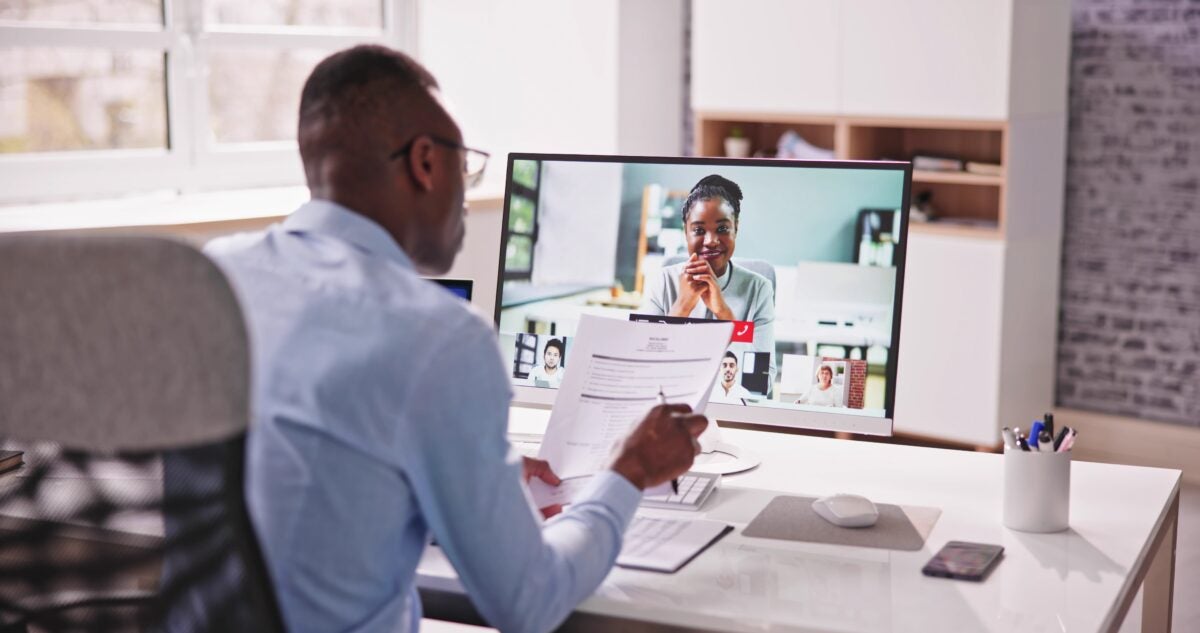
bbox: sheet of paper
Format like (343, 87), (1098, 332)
(616, 516), (732, 573)
(537, 314), (733, 481)
(527, 475), (593, 509)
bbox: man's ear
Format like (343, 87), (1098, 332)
(406, 136), (436, 192)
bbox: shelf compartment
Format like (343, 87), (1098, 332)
(910, 180), (1003, 228)
(846, 123), (1005, 173)
(695, 114), (836, 158)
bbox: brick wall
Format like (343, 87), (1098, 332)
(1056, 0), (1200, 427)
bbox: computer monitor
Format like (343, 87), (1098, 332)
(494, 154), (911, 436)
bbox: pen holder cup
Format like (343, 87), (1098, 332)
(1003, 449), (1070, 533)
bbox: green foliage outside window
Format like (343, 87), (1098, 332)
(509, 194), (535, 234)
(506, 235), (532, 271)
(512, 159), (539, 190)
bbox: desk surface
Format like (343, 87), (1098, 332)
(419, 424), (1181, 633)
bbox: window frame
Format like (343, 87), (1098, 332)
(503, 159), (540, 282)
(0, 0), (416, 205)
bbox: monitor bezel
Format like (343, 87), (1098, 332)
(495, 153), (912, 437)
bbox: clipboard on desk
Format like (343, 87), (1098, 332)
(616, 516), (733, 573)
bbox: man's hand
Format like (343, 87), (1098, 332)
(522, 457), (564, 519)
(611, 404), (707, 490)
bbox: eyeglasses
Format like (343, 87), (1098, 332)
(388, 135), (490, 189)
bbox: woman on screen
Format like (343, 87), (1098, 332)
(796, 364), (842, 407)
(643, 174), (776, 393)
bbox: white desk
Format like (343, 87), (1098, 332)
(418, 426), (1180, 633)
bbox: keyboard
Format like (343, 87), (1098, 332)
(639, 471), (720, 511)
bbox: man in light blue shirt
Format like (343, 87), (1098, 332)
(205, 45), (706, 633)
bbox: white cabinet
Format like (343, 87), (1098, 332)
(838, 0), (1012, 119)
(894, 233), (1005, 446)
(692, 0), (1016, 119)
(691, 0), (839, 114)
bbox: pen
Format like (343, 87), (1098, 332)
(1001, 427), (1017, 451)
(1029, 421), (1044, 449)
(658, 385), (680, 495)
(1017, 434), (1031, 452)
(1058, 428), (1078, 453)
(1052, 426), (1070, 451)
(1043, 412), (1055, 439)
(1038, 429), (1054, 452)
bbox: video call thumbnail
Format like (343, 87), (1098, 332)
(497, 156), (906, 420)
(512, 333), (569, 389)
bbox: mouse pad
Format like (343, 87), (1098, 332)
(742, 496), (941, 551)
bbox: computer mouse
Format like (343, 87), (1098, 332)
(812, 493), (879, 528)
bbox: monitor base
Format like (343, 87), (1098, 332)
(691, 440), (761, 475)
(692, 417), (760, 475)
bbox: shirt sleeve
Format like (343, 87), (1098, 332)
(390, 317), (640, 633)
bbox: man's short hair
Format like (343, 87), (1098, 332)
(300, 45), (438, 125)
(544, 338), (565, 356)
(723, 351), (738, 363)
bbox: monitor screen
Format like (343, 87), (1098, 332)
(495, 154), (911, 435)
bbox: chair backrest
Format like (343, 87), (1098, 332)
(0, 234), (282, 632)
(0, 234), (248, 452)
(661, 255), (777, 301)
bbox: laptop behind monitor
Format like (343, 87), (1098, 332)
(432, 278), (473, 301)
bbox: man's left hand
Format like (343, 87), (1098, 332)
(522, 457), (564, 519)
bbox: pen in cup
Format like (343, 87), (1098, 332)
(1037, 429), (1054, 452)
(657, 385), (680, 495)
(1058, 428), (1078, 453)
(1029, 421), (1044, 449)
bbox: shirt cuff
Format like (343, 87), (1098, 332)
(576, 470), (642, 526)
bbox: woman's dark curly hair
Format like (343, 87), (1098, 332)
(681, 174), (743, 226)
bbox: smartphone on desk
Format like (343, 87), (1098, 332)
(922, 541), (1004, 581)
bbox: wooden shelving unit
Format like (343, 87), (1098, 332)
(691, 0), (1071, 449)
(694, 112), (1007, 239)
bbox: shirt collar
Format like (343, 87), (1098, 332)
(282, 199), (415, 270)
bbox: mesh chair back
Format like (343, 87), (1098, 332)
(0, 235), (282, 632)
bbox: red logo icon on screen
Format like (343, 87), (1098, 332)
(731, 321), (754, 343)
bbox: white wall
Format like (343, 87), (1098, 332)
(419, 0), (686, 197)
(692, 0), (839, 115)
(531, 161), (623, 286)
(617, 0), (685, 155)
(418, 1), (622, 194)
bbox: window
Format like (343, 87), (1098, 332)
(0, 0), (414, 205)
(504, 158), (539, 281)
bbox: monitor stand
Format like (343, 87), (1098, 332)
(691, 419), (761, 475)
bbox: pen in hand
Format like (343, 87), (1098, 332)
(658, 385), (680, 495)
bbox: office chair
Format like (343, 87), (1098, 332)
(0, 234), (284, 632)
(661, 255), (777, 301)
